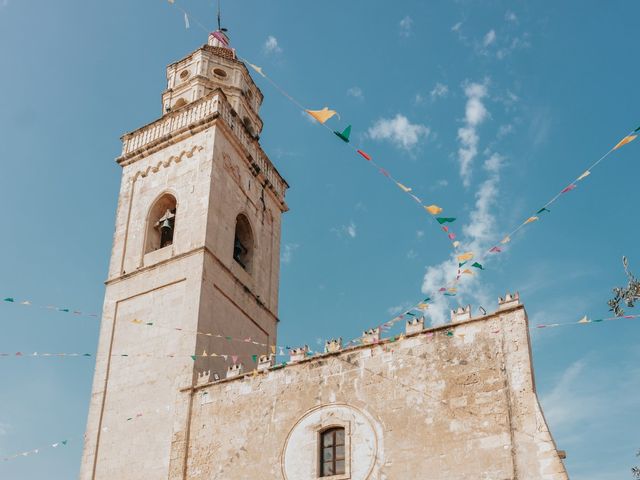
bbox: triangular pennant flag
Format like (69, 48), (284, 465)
(424, 205), (443, 215)
(613, 134), (637, 150)
(457, 252), (474, 262)
(442, 226), (449, 232)
(61, 440), (67, 446)
(190, 355), (197, 361)
(536, 207), (550, 215)
(357, 149), (371, 161)
(248, 62), (266, 77)
(231, 355), (238, 364)
(560, 184), (577, 194)
(396, 182), (412, 192)
(458, 261), (467, 267)
(417, 303), (429, 310)
(490, 246), (502, 253)
(334, 125), (351, 143)
(202, 350), (208, 357)
(500, 236), (511, 244)
(3, 297), (14, 302)
(471, 262), (484, 270)
(184, 12), (190, 29)
(21, 300), (31, 305)
(436, 217), (456, 224)
(462, 269), (474, 275)
(578, 315), (590, 324)
(452, 241), (460, 248)
(448, 233), (456, 240)
(271, 345), (276, 354)
(524, 216), (539, 224)
(444, 293), (456, 297)
(251, 355), (258, 362)
(577, 170), (591, 181)
(131, 319), (142, 324)
(305, 107), (338, 124)
(379, 167), (390, 177)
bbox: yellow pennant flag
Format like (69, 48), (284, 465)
(462, 269), (474, 275)
(417, 303), (429, 310)
(396, 182), (412, 193)
(613, 134), (637, 150)
(248, 62), (266, 77)
(305, 107), (338, 124)
(131, 319), (142, 324)
(524, 216), (539, 225)
(577, 170), (591, 181)
(500, 236), (511, 244)
(424, 204), (443, 215)
(457, 252), (474, 262)
(271, 345), (276, 354)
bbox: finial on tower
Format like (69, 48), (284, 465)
(208, 0), (230, 48)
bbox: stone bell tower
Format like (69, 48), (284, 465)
(80, 30), (288, 479)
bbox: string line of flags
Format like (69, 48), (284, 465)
(1, 296), (98, 319)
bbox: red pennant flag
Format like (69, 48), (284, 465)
(490, 246), (502, 253)
(357, 150), (372, 161)
(561, 184), (577, 194)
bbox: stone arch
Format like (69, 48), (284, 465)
(233, 213), (254, 272)
(144, 192), (177, 254)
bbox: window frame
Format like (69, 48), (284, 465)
(316, 422), (351, 480)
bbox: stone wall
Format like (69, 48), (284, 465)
(171, 302), (568, 480)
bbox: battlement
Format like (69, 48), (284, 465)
(325, 338), (343, 353)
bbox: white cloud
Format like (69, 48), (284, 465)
(541, 360), (591, 430)
(282, 243), (299, 265)
(457, 81), (489, 186)
(430, 83), (449, 100)
(451, 22), (462, 32)
(399, 15), (413, 37)
(416, 230), (425, 239)
(407, 249), (417, 260)
(347, 86), (364, 100)
(414, 93), (425, 105)
(421, 153), (504, 324)
(505, 11), (518, 23)
(263, 35), (282, 55)
(498, 124), (514, 138)
(333, 222), (357, 239)
(387, 301), (413, 316)
(483, 29), (496, 47)
(368, 114), (430, 151)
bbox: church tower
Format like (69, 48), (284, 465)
(80, 31), (288, 479)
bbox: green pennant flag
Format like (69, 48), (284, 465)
(190, 355), (197, 361)
(635, 125), (640, 133)
(225, 336), (232, 340)
(444, 292), (456, 297)
(59, 308), (70, 313)
(251, 355), (258, 362)
(61, 440), (68, 446)
(389, 336), (397, 342)
(471, 262), (484, 270)
(592, 319), (603, 323)
(423, 297), (431, 303)
(445, 331), (454, 337)
(458, 261), (467, 268)
(3, 297), (14, 302)
(406, 312), (416, 316)
(436, 217), (456, 224)
(146, 322), (154, 326)
(536, 207), (550, 214)
(334, 125), (352, 143)
(83, 353), (92, 357)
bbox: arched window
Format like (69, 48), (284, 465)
(145, 194), (177, 253)
(173, 98), (188, 110)
(319, 427), (345, 477)
(233, 214), (253, 271)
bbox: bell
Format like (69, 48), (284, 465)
(160, 219), (172, 232)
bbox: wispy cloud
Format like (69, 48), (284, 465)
(332, 222), (357, 239)
(483, 29), (497, 47)
(347, 86), (364, 101)
(263, 35), (282, 55)
(282, 243), (299, 265)
(505, 11), (518, 23)
(399, 15), (413, 37)
(457, 81), (490, 186)
(422, 153), (504, 324)
(430, 83), (449, 100)
(368, 114), (430, 152)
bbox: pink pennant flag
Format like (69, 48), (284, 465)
(231, 355), (238, 364)
(442, 226), (449, 232)
(379, 168), (390, 178)
(244, 337), (252, 342)
(439, 287), (446, 292)
(490, 246), (502, 253)
(561, 184), (577, 194)
(448, 233), (456, 240)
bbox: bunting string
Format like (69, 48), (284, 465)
(1, 296), (99, 319)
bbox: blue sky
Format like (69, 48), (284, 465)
(1, 0), (639, 478)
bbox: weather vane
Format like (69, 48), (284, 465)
(607, 256), (640, 316)
(217, 0), (227, 32)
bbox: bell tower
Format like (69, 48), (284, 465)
(80, 31), (288, 479)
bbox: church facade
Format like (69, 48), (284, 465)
(80, 32), (569, 480)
